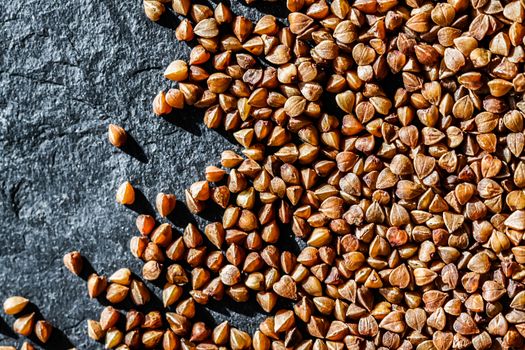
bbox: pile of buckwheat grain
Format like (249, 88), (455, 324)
(4, 0), (525, 349)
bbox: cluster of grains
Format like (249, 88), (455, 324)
(144, 0), (276, 21)
(66, 0), (525, 349)
(63, 214), (257, 349)
(86, 306), (253, 350)
(139, 0), (525, 349)
(1, 297), (53, 349)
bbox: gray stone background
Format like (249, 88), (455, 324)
(0, 1), (287, 348)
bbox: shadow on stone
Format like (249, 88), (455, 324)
(127, 188), (156, 217)
(39, 327), (75, 350)
(251, 1), (288, 18)
(197, 202), (224, 224)
(121, 133), (148, 164)
(0, 316), (17, 339)
(161, 106), (202, 137)
(95, 294), (112, 308)
(157, 8), (180, 31)
(204, 297), (259, 319)
(197, 296), (267, 333)
(214, 127), (239, 148)
(276, 222), (304, 255)
(197, 304), (230, 328)
(167, 200), (198, 229)
(78, 257), (98, 282)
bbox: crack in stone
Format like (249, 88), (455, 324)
(6, 72), (65, 87)
(62, 318), (85, 332)
(9, 180), (24, 219)
(127, 66), (162, 80)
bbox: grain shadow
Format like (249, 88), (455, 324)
(39, 327), (75, 350)
(156, 8), (180, 31)
(126, 188), (156, 217)
(161, 106), (203, 137)
(251, 1), (288, 19)
(167, 200), (198, 229)
(77, 257), (98, 282)
(0, 316), (17, 339)
(121, 133), (149, 164)
(214, 127), (240, 148)
(195, 201), (224, 224)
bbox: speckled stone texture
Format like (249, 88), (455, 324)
(0, 1), (287, 348)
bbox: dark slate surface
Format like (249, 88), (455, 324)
(0, 1), (288, 348)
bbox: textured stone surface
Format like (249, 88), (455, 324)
(0, 1), (287, 348)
